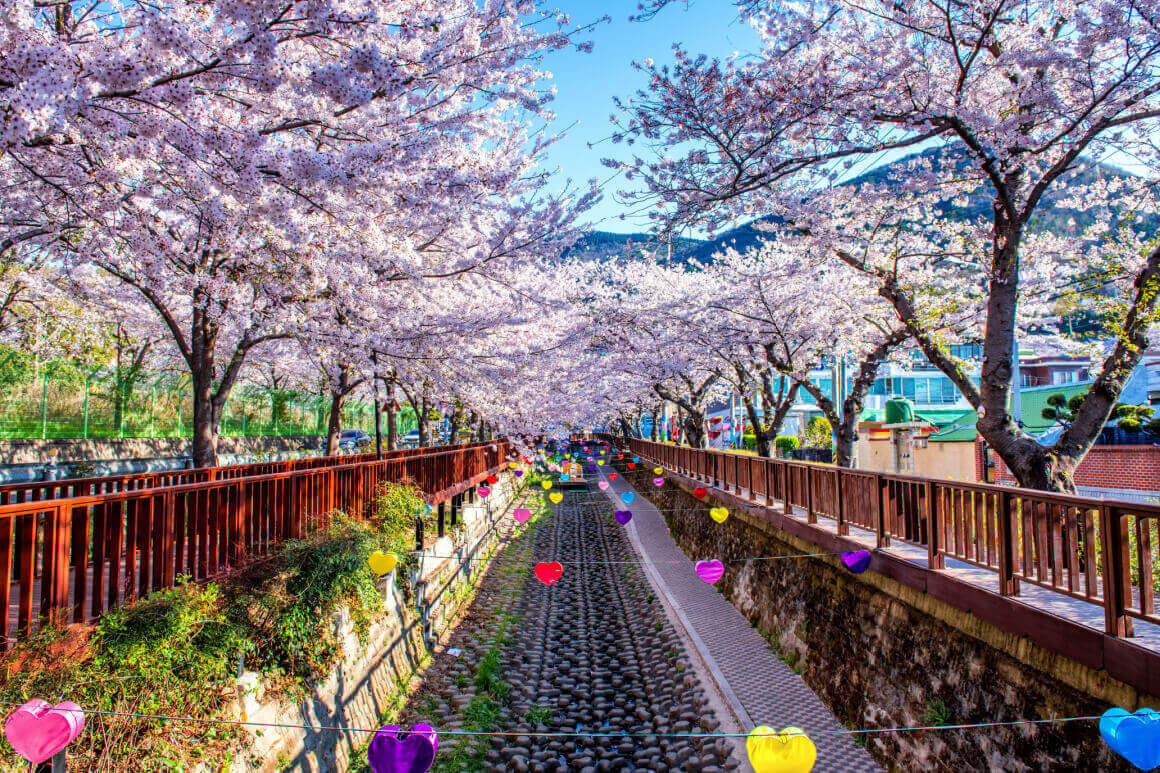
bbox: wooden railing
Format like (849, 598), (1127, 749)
(609, 436), (1160, 639)
(0, 440), (510, 646)
(0, 441), (501, 505)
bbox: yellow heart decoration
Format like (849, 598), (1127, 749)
(549, 492), (563, 504)
(597, 460), (605, 466)
(541, 480), (553, 490)
(747, 726), (816, 773)
(367, 551), (398, 576)
(709, 507), (730, 523)
(653, 467), (663, 475)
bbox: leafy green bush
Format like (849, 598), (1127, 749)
(0, 581), (247, 770)
(800, 416), (833, 449)
(775, 435), (800, 457)
(369, 478), (428, 555)
(227, 513), (384, 685)
(742, 431), (757, 450)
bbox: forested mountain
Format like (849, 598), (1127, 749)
(576, 146), (1137, 264)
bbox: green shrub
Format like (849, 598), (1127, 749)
(774, 435), (800, 456)
(0, 581), (246, 770)
(742, 431), (757, 450)
(800, 416), (833, 449)
(369, 479), (428, 555)
(227, 513), (384, 686)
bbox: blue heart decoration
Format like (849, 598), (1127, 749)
(621, 492), (635, 504)
(1101, 708), (1160, 770)
(632, 457), (640, 463)
(560, 474), (569, 482)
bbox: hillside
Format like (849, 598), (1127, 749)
(577, 145), (1137, 264)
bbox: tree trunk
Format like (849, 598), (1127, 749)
(189, 310), (218, 468)
(326, 389), (344, 456)
(649, 407), (659, 441)
(417, 413), (429, 447)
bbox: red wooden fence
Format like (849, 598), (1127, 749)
(611, 436), (1159, 639)
(0, 440), (503, 505)
(0, 440), (510, 646)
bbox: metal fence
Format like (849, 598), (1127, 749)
(0, 361), (415, 439)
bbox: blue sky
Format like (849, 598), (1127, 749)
(539, 1), (760, 234)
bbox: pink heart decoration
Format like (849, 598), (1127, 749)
(477, 486), (491, 498)
(598, 481), (610, 490)
(653, 478), (664, 487)
(513, 508), (532, 524)
(4, 699), (85, 764)
(695, 560), (725, 584)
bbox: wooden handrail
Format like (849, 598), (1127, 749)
(601, 434), (1160, 639)
(0, 440), (511, 646)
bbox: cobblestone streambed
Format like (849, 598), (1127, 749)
(387, 484), (741, 772)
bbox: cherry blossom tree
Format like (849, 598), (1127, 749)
(610, 0), (1160, 490)
(2, 0), (599, 465)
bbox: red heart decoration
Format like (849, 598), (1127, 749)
(535, 562), (563, 586)
(617, 454), (624, 459)
(486, 474), (498, 484)
(693, 487), (708, 499)
(609, 473), (618, 481)
(627, 463), (636, 469)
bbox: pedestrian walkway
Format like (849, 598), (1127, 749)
(593, 468), (881, 772)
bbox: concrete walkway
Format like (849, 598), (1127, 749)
(593, 467), (881, 773)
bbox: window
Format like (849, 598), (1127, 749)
(1052, 371), (1077, 385)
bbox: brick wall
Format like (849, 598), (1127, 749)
(976, 442), (1160, 492)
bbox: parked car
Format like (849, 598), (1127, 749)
(338, 429), (373, 450)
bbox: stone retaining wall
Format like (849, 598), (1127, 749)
(229, 472), (520, 772)
(622, 467), (1145, 771)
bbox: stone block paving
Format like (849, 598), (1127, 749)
(595, 467), (882, 773)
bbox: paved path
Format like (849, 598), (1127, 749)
(592, 466), (881, 773)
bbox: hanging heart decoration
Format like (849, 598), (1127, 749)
(598, 481), (610, 490)
(1100, 708), (1160, 770)
(693, 487), (708, 499)
(367, 723), (438, 773)
(3, 700), (85, 765)
(513, 508), (532, 524)
(621, 492), (635, 504)
(514, 470), (524, 478)
(541, 481), (552, 490)
(695, 560), (725, 584)
(841, 550), (872, 574)
(561, 474), (570, 482)
(617, 454), (624, 460)
(633, 457), (640, 463)
(367, 551), (398, 576)
(614, 510), (632, 525)
(535, 562), (563, 586)
(653, 478), (664, 487)
(586, 465), (596, 472)
(597, 460), (605, 466)
(477, 486), (491, 498)
(549, 492), (563, 504)
(608, 473), (618, 481)
(709, 507), (729, 523)
(627, 463), (636, 469)
(487, 474), (498, 484)
(653, 467), (663, 475)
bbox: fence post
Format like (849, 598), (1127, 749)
(805, 466), (816, 523)
(1100, 503), (1135, 637)
(835, 470), (847, 536)
(874, 473), (888, 548)
(996, 490), (1018, 596)
(926, 481), (945, 570)
(40, 374), (48, 440)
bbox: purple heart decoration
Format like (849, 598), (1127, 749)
(614, 510), (632, 525)
(586, 465), (596, 473)
(695, 559), (725, 584)
(368, 724), (438, 773)
(514, 470), (524, 477)
(840, 550), (872, 574)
